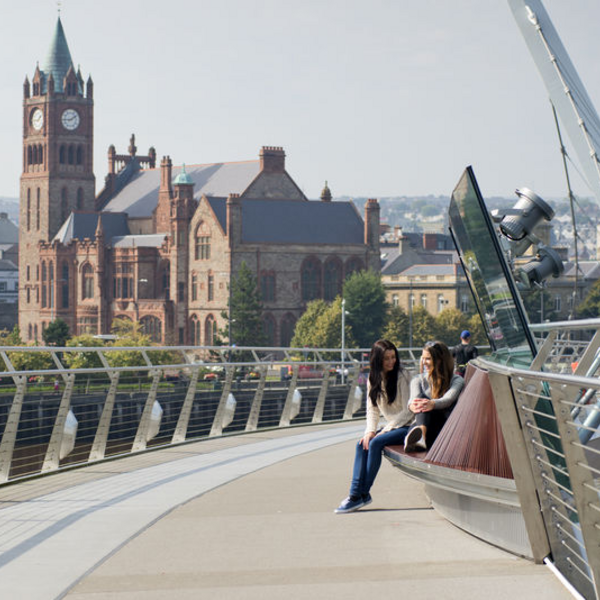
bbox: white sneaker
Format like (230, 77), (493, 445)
(404, 427), (424, 452)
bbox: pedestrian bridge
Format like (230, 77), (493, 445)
(0, 343), (590, 598)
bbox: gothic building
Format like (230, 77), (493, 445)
(19, 17), (380, 345)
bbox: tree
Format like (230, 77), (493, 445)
(0, 326), (53, 374)
(63, 335), (106, 370)
(291, 300), (329, 348)
(577, 279), (600, 319)
(411, 306), (439, 348)
(381, 306), (410, 348)
(42, 318), (71, 347)
(435, 308), (470, 348)
(222, 261), (267, 348)
(520, 286), (556, 323)
(106, 318), (152, 368)
(343, 270), (387, 348)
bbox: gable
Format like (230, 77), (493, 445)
(241, 171), (307, 201)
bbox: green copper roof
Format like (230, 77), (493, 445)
(42, 17), (75, 93)
(173, 164), (194, 185)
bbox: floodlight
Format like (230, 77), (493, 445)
(498, 188), (555, 242)
(516, 246), (564, 287)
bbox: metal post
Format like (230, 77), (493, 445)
(341, 298), (346, 385)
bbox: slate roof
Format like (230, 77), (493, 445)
(398, 264), (460, 277)
(102, 161), (260, 218)
(206, 198), (364, 245)
(0, 214), (18, 244)
(381, 247), (455, 275)
(112, 234), (167, 248)
(561, 261), (600, 280)
(53, 213), (130, 244)
(0, 259), (17, 271)
(41, 17), (78, 94)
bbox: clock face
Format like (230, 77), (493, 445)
(31, 108), (44, 131)
(61, 109), (80, 131)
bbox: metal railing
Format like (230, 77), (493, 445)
(485, 318), (600, 600)
(0, 344), (417, 485)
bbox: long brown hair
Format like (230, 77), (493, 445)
(422, 341), (454, 399)
(368, 339), (402, 406)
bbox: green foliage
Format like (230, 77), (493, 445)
(435, 308), (470, 347)
(223, 261), (267, 348)
(520, 287), (556, 323)
(577, 279), (600, 319)
(106, 318), (152, 367)
(63, 335), (106, 369)
(291, 300), (329, 348)
(42, 318), (71, 347)
(381, 305), (409, 347)
(0, 326), (53, 373)
(467, 313), (487, 346)
(410, 306), (439, 348)
(343, 270), (388, 347)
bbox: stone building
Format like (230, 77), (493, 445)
(18, 17), (380, 345)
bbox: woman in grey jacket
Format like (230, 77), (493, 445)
(335, 339), (413, 514)
(404, 340), (464, 451)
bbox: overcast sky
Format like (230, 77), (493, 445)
(2, 0), (600, 202)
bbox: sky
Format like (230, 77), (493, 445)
(1, 0), (600, 202)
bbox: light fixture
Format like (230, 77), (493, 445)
(516, 246), (565, 287)
(497, 188), (554, 244)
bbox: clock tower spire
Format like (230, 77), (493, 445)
(19, 16), (96, 341)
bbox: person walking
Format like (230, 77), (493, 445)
(404, 341), (464, 452)
(334, 339), (413, 514)
(452, 330), (478, 377)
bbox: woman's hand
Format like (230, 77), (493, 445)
(360, 431), (376, 450)
(410, 398), (434, 413)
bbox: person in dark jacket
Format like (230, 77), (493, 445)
(452, 330), (478, 377)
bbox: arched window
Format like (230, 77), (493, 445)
(207, 272), (214, 301)
(59, 145), (66, 164)
(204, 314), (216, 346)
(301, 257), (321, 302)
(194, 222), (211, 260)
(38, 144), (43, 165)
(32, 145), (38, 165)
(36, 188), (40, 230)
(28, 323), (32, 340)
(344, 257), (364, 279)
(68, 145), (74, 165)
(159, 261), (170, 300)
(26, 189), (31, 231)
(191, 272), (197, 302)
(27, 146), (33, 166)
(260, 271), (276, 302)
(324, 258), (342, 301)
(49, 262), (54, 308)
(280, 313), (296, 347)
(61, 262), (69, 308)
(141, 316), (162, 343)
(76, 146), (83, 165)
(34, 324), (38, 342)
(76, 188), (84, 209)
(190, 314), (201, 346)
(82, 264), (94, 299)
(262, 313), (276, 346)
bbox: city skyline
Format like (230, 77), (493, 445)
(2, 0), (600, 202)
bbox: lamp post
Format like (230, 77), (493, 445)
(408, 277), (414, 350)
(341, 298), (349, 385)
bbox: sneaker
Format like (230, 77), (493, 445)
(404, 427), (424, 452)
(334, 496), (365, 514)
(362, 493), (373, 508)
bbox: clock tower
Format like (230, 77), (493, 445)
(20, 16), (96, 340)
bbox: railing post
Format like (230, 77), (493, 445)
(172, 367), (200, 443)
(132, 370), (162, 452)
(343, 365), (361, 420)
(89, 372), (120, 462)
(279, 364), (300, 427)
(0, 375), (27, 483)
(246, 366), (267, 432)
(312, 365), (331, 423)
(42, 373), (76, 473)
(487, 370), (551, 563)
(210, 366), (235, 437)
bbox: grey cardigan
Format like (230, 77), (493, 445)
(409, 373), (464, 411)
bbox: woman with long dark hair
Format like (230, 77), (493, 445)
(404, 340), (464, 451)
(335, 339), (412, 514)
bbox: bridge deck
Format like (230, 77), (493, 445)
(0, 423), (571, 600)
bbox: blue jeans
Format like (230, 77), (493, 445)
(349, 426), (409, 499)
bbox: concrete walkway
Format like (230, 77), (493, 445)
(0, 423), (571, 600)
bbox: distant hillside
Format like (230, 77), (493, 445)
(0, 198), (18, 224)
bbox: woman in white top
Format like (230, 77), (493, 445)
(335, 339), (413, 514)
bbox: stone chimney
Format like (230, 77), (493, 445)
(160, 156), (173, 192)
(227, 193), (242, 249)
(259, 146), (285, 173)
(364, 198), (380, 252)
(422, 233), (437, 250)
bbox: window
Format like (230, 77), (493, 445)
(190, 315), (200, 346)
(460, 295), (469, 313)
(554, 295), (562, 313)
(141, 316), (162, 343)
(59, 145), (66, 164)
(0, 282), (7, 292)
(113, 263), (133, 299)
(324, 259), (342, 301)
(301, 257), (321, 301)
(49, 262), (54, 308)
(26, 189), (31, 231)
(437, 294), (446, 313)
(345, 257), (364, 279)
(26, 265), (30, 281)
(207, 274), (214, 301)
(392, 294), (399, 307)
(68, 145), (74, 165)
(280, 313), (296, 347)
(409, 293), (415, 310)
(36, 188), (40, 230)
(61, 262), (69, 308)
(82, 264), (94, 299)
(262, 313), (276, 346)
(26, 288), (30, 303)
(76, 188), (84, 210)
(78, 316), (98, 335)
(178, 281), (185, 302)
(76, 146), (83, 165)
(194, 223), (211, 260)
(260, 271), (276, 302)
(420, 294), (427, 309)
(191, 273), (197, 301)
(204, 314), (216, 346)
(160, 262), (170, 300)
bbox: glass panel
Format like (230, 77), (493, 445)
(448, 167), (536, 363)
